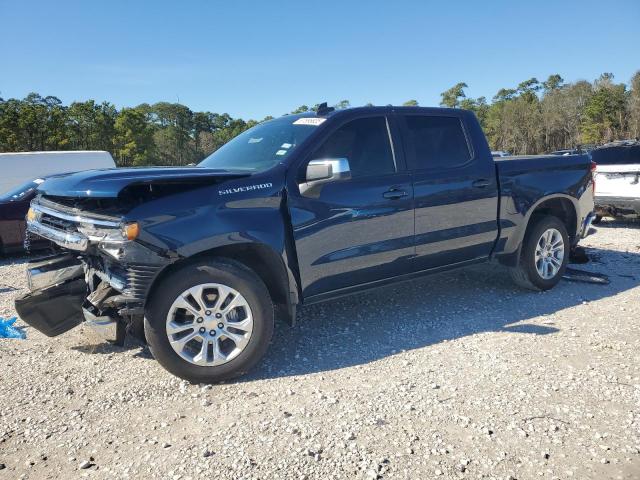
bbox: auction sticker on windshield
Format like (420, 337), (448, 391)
(293, 118), (326, 126)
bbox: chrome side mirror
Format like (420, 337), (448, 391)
(300, 158), (351, 197)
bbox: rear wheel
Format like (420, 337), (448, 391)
(144, 259), (274, 383)
(510, 215), (569, 291)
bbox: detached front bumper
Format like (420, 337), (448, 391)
(16, 253), (128, 343)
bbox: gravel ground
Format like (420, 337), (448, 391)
(0, 220), (639, 480)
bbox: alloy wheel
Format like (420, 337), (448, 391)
(534, 228), (565, 280)
(165, 283), (254, 366)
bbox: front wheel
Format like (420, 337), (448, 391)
(510, 215), (570, 291)
(144, 259), (274, 383)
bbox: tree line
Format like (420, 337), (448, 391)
(0, 95), (268, 166)
(435, 72), (640, 154)
(1, 71), (638, 165)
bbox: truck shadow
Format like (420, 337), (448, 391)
(246, 244), (640, 381)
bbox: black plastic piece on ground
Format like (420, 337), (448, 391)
(562, 267), (610, 285)
(14, 278), (87, 336)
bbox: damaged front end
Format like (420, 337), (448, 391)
(16, 196), (170, 345)
(15, 254), (87, 337)
(15, 253), (129, 342)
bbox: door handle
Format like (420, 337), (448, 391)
(383, 188), (408, 200)
(472, 178), (491, 188)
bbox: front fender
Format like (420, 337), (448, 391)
(127, 182), (300, 320)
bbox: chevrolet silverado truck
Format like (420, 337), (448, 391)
(15, 106), (596, 383)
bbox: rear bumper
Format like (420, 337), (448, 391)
(595, 196), (640, 214)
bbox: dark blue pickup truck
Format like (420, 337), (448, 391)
(16, 106), (595, 382)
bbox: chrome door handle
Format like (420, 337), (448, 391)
(383, 189), (408, 200)
(472, 178), (491, 188)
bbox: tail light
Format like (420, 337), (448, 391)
(590, 161), (597, 194)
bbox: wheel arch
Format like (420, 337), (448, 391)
(145, 241), (298, 322)
(525, 195), (578, 239)
(498, 194), (579, 267)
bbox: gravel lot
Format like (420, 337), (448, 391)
(1, 220), (639, 480)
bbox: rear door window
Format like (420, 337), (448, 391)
(402, 115), (471, 170)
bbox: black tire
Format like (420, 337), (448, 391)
(509, 215), (570, 291)
(144, 258), (274, 383)
(591, 214), (603, 225)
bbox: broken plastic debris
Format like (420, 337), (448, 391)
(0, 317), (26, 339)
(562, 268), (610, 285)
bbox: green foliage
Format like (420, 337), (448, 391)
(580, 75), (628, 144)
(543, 74), (564, 92)
(333, 100), (351, 110)
(0, 95), (258, 166)
(113, 107), (154, 166)
(629, 72), (640, 139)
(459, 96), (489, 129)
(443, 71), (638, 153)
(1, 72), (638, 163)
(440, 82), (468, 108)
(290, 105), (310, 114)
(402, 100), (419, 106)
(67, 100), (116, 151)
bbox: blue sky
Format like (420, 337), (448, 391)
(1, 0), (638, 119)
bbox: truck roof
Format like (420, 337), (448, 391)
(294, 105), (469, 119)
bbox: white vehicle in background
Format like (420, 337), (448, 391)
(0, 151), (116, 194)
(491, 150), (512, 158)
(591, 141), (640, 223)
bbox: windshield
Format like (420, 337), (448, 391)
(0, 178), (44, 202)
(198, 116), (322, 172)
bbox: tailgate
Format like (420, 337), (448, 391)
(595, 164), (640, 197)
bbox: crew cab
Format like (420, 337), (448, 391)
(15, 106), (596, 383)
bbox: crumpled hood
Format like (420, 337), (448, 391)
(37, 167), (250, 198)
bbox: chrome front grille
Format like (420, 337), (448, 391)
(39, 213), (75, 231)
(27, 198), (122, 251)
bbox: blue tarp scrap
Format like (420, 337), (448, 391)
(0, 317), (26, 339)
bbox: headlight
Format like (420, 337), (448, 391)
(27, 207), (37, 222)
(77, 222), (139, 243)
(75, 222), (139, 259)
